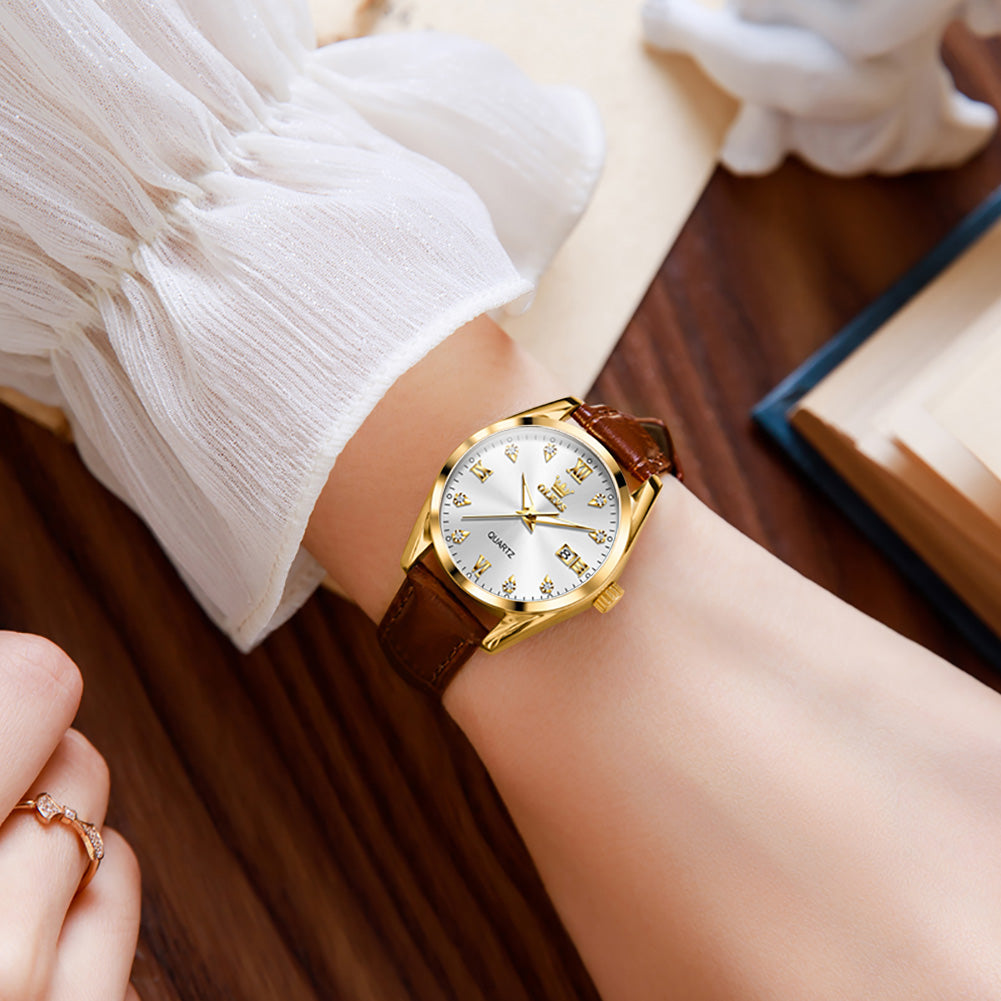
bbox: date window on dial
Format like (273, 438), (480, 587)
(556, 543), (590, 578)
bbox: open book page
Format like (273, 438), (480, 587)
(799, 215), (1001, 442)
(875, 296), (1001, 541)
(890, 404), (1001, 538)
(795, 216), (1001, 545)
(930, 333), (1001, 485)
(309, 0), (734, 395)
(791, 404), (1001, 633)
(792, 216), (1001, 632)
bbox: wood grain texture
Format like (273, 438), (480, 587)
(1, 24), (1000, 1000)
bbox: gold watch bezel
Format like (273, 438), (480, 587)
(399, 397), (663, 653)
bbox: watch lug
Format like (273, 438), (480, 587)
(508, 396), (582, 423)
(400, 492), (433, 571)
(482, 609), (567, 653)
(628, 476), (661, 540)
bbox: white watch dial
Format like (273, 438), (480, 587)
(438, 425), (622, 602)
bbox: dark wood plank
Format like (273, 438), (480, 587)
(1, 21), (1000, 1000)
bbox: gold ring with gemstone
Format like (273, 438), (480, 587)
(13, 792), (105, 891)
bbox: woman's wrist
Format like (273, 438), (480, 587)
(303, 314), (562, 622)
(301, 312), (706, 728)
(304, 314), (1001, 1000)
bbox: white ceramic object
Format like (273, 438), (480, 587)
(643, 0), (1001, 175)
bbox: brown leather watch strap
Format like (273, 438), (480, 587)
(377, 553), (487, 698)
(571, 403), (683, 483)
(378, 402), (682, 697)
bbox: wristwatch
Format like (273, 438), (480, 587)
(377, 397), (683, 697)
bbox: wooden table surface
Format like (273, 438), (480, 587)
(3, 25), (1001, 1001)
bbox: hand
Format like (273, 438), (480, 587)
(530, 516), (598, 533)
(460, 513), (530, 522)
(521, 474), (537, 532)
(0, 632), (141, 1001)
(460, 474), (543, 535)
(461, 508), (598, 534)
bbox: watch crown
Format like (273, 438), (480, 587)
(593, 581), (624, 614)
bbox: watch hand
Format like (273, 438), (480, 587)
(522, 474), (540, 512)
(521, 474), (536, 533)
(532, 516), (598, 532)
(460, 513), (530, 522)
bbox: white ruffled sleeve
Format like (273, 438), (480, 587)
(0, 0), (603, 649)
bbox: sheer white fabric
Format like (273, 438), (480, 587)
(0, 0), (603, 648)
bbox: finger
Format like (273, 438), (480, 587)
(0, 730), (110, 999)
(47, 829), (141, 1001)
(0, 632), (82, 815)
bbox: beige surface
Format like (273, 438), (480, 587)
(309, 0), (734, 395)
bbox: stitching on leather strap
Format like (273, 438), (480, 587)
(380, 561), (483, 694)
(382, 577), (415, 633)
(429, 638), (469, 689)
(379, 579), (418, 671)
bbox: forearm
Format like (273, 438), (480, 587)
(305, 317), (1001, 1000)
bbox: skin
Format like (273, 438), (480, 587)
(0, 631), (142, 1001)
(306, 315), (1001, 1000)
